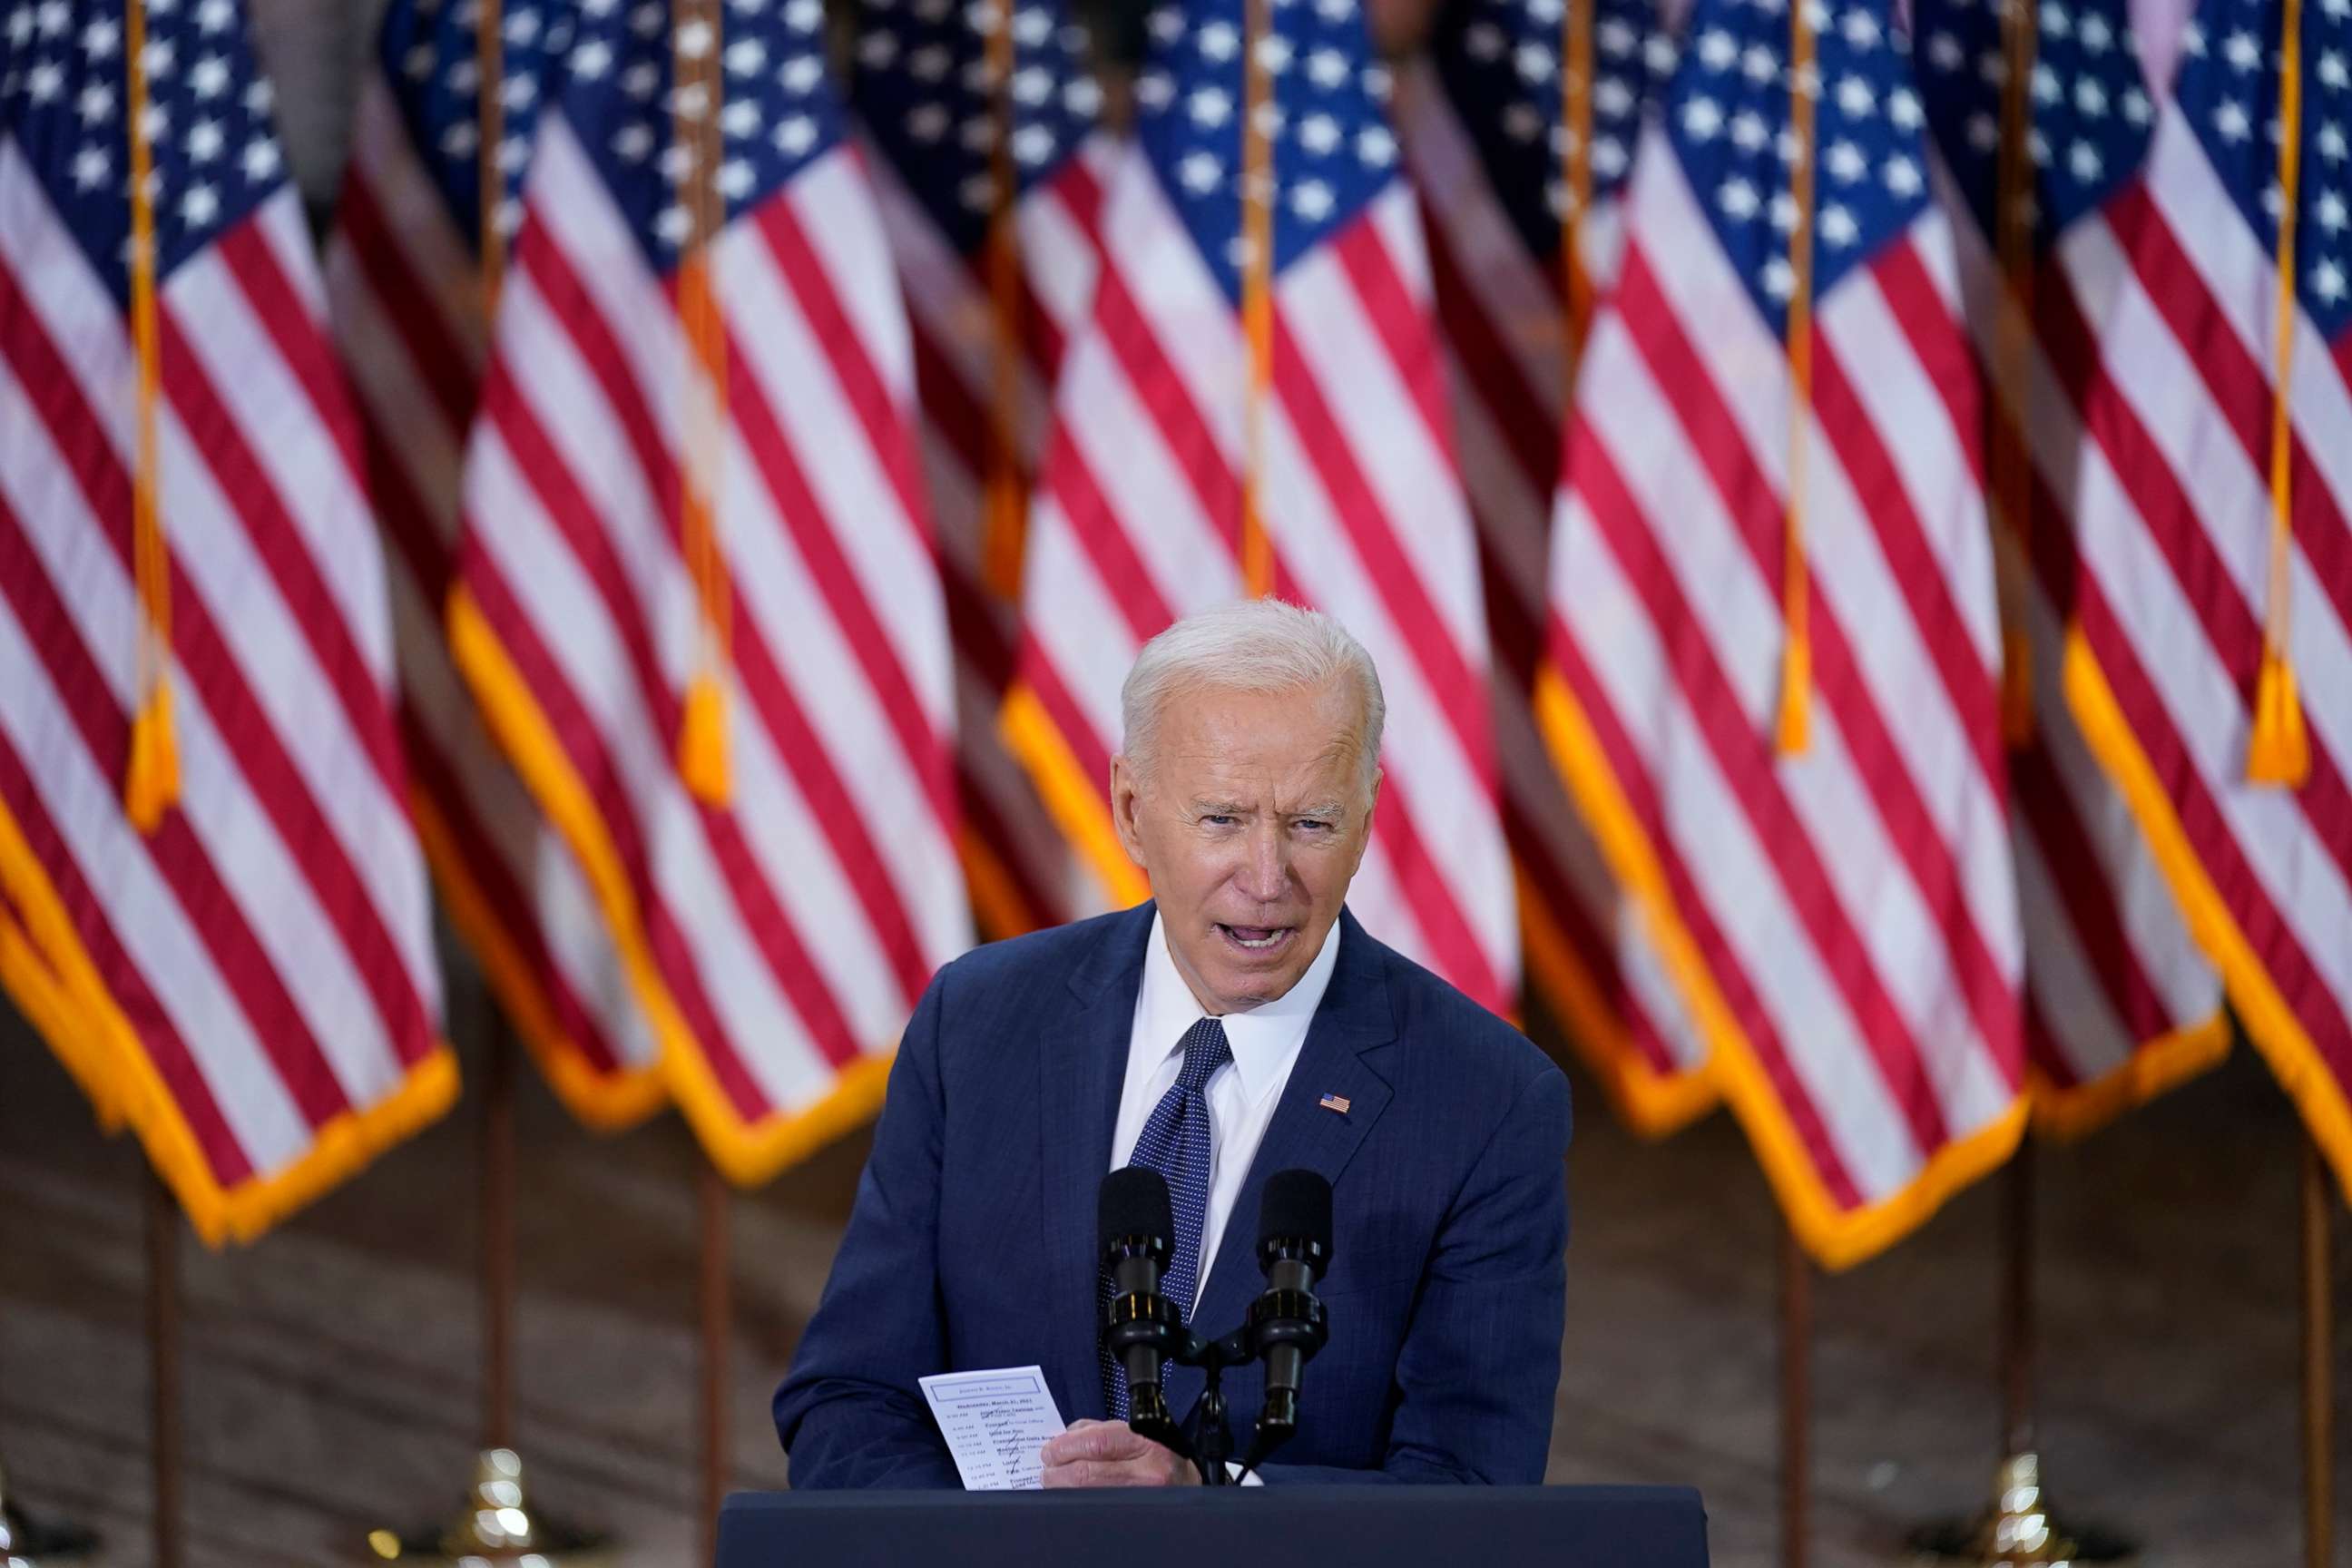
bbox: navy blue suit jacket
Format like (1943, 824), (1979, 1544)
(773, 902), (1572, 1486)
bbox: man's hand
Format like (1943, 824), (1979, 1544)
(1038, 1419), (1197, 1487)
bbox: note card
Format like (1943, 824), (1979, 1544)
(918, 1366), (1067, 1491)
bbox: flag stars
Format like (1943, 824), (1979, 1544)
(1188, 84), (1231, 127)
(773, 113), (818, 155)
(2320, 191), (2349, 233)
(1683, 94), (1725, 139)
(240, 139), (279, 183)
(2321, 122), (2348, 161)
(906, 102), (947, 141)
(2223, 30), (2260, 72)
(180, 183), (219, 229)
(1819, 202), (1858, 248)
(1357, 125), (1396, 166)
(1698, 27), (1738, 70)
(2215, 97), (2251, 142)
(75, 82), (113, 123)
(722, 99), (760, 137)
(2315, 258), (2347, 304)
(26, 60), (61, 102)
(613, 122), (655, 161)
(1732, 108), (1771, 149)
(1515, 41), (1554, 81)
(189, 118), (225, 161)
(197, 0), (232, 32)
(1298, 112), (1341, 152)
(1196, 20), (1238, 59)
(1307, 46), (1348, 87)
(71, 144), (110, 190)
(81, 15), (117, 55)
(1883, 153), (1922, 196)
(2077, 12), (2113, 51)
(2068, 139), (2102, 181)
(1720, 174), (1761, 218)
(726, 37), (767, 75)
(1825, 137), (1867, 181)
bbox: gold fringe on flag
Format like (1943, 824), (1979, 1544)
(978, 0), (1031, 601)
(1991, 0), (2039, 746)
(123, 0), (179, 833)
(1238, 0), (1277, 599)
(673, 0), (734, 805)
(2248, 0), (2310, 787)
(1775, 0), (1818, 757)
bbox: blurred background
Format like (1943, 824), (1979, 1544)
(1, 0), (2345, 1562)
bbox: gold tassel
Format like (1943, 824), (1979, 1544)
(124, 0), (177, 831)
(1775, 616), (1811, 756)
(2247, 0), (2308, 788)
(1776, 0), (1818, 758)
(1237, 0), (1276, 598)
(677, 670), (733, 803)
(672, 0), (732, 807)
(126, 681), (180, 834)
(2247, 652), (2309, 786)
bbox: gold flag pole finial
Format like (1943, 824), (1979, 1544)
(1991, 0), (2039, 746)
(673, 0), (735, 805)
(124, 0), (179, 832)
(1775, 0), (1818, 758)
(2248, 0), (2310, 787)
(977, 0), (1031, 601)
(1238, 0), (1277, 600)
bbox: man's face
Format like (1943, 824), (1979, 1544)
(1110, 679), (1378, 1015)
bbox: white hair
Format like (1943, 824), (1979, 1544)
(1119, 599), (1385, 794)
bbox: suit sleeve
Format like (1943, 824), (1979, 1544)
(1256, 1061), (1571, 1486)
(771, 964), (962, 1489)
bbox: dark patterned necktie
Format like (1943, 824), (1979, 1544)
(1102, 1016), (1233, 1420)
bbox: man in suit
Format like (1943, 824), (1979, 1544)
(774, 600), (1570, 1486)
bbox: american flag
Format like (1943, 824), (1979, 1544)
(1541, 0), (2027, 1265)
(2058, 0), (2352, 1188)
(849, 0), (1112, 940)
(446, 0), (974, 1181)
(1398, 0), (1712, 1128)
(1912, 0), (2228, 1132)
(0, 0), (452, 1240)
(327, 0), (665, 1129)
(1005, 0), (1520, 1014)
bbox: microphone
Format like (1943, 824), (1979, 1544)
(1098, 1167), (1183, 1438)
(1247, 1169), (1332, 1435)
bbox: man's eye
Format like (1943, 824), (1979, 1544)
(1296, 819), (1332, 834)
(1203, 814), (1238, 827)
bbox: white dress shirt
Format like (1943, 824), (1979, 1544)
(1108, 911), (1342, 1315)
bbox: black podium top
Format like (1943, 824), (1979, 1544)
(717, 1485), (1709, 1568)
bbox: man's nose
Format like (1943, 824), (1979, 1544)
(1236, 821), (1290, 902)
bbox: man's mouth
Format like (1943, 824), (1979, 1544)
(1215, 923), (1297, 955)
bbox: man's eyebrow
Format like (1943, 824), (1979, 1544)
(1289, 802), (1348, 820)
(1189, 799), (1250, 815)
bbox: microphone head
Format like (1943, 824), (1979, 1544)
(1258, 1168), (1333, 1256)
(1100, 1166), (1174, 1258)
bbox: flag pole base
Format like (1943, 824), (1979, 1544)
(1906, 1453), (2136, 1565)
(365, 1447), (612, 1564)
(0, 1459), (101, 1563)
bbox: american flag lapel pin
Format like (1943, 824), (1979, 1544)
(1318, 1093), (1351, 1115)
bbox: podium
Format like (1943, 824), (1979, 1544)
(717, 1485), (1709, 1567)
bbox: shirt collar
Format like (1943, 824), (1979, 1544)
(1137, 908), (1343, 1105)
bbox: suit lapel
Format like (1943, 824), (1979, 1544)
(1191, 909), (1397, 1341)
(1038, 901), (1156, 1420)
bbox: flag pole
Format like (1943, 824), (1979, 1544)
(700, 1161), (733, 1568)
(366, 982), (603, 1562)
(977, 0), (1030, 601)
(1908, 1148), (2130, 1564)
(146, 1170), (182, 1568)
(2303, 1134), (2334, 1568)
(1779, 1218), (1808, 1568)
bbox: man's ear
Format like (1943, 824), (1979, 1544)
(1109, 754), (1148, 869)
